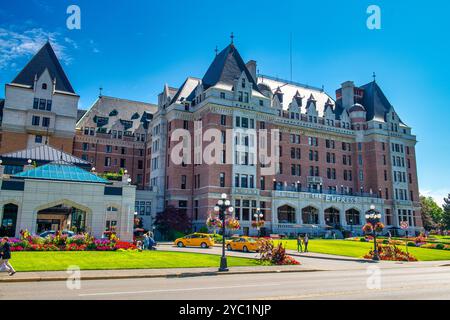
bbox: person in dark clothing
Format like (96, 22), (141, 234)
(0, 237), (16, 276)
(296, 235), (303, 252)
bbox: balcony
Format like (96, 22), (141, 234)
(273, 185), (380, 198)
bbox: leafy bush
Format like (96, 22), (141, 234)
(258, 239), (300, 265)
(436, 243), (445, 250)
(407, 241), (416, 247)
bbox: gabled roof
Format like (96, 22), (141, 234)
(202, 44), (261, 92)
(359, 81), (394, 122)
(0, 145), (90, 166)
(11, 42), (75, 94)
(14, 161), (109, 184)
(76, 96), (157, 133)
(171, 77), (201, 103)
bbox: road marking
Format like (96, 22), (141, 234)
(78, 282), (284, 297)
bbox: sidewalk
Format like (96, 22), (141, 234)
(0, 265), (321, 283)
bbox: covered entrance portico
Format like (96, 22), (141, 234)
(36, 204), (86, 233)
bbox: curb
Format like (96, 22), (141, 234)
(0, 268), (323, 283)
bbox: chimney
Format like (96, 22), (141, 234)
(246, 60), (257, 83)
(341, 81), (355, 109)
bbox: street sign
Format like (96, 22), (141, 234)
(400, 221), (409, 230)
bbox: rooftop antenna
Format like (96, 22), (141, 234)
(372, 72), (377, 83)
(99, 86), (103, 98)
(214, 45), (218, 56)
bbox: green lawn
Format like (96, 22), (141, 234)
(9, 251), (260, 272)
(275, 239), (450, 261)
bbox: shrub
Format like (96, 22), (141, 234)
(383, 239), (390, 244)
(407, 242), (416, 247)
(258, 239), (300, 265)
(436, 243), (445, 250)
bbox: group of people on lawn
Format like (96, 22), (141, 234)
(136, 232), (157, 250)
(296, 234), (309, 253)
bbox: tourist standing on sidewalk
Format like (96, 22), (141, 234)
(0, 237), (16, 276)
(303, 234), (309, 253)
(296, 235), (303, 252)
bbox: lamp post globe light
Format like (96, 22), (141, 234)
(253, 208), (264, 237)
(365, 204), (382, 261)
(214, 193), (233, 272)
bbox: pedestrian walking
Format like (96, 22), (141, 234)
(0, 237), (16, 276)
(296, 234), (303, 253)
(303, 234), (309, 253)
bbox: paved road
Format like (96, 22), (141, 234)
(157, 243), (450, 271)
(1, 265), (449, 300)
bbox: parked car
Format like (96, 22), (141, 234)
(174, 233), (214, 248)
(39, 230), (75, 238)
(226, 236), (260, 252)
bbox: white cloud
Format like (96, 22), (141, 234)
(0, 27), (76, 69)
(421, 189), (449, 206)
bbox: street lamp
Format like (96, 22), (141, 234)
(253, 208), (264, 237)
(365, 204), (382, 261)
(214, 193), (233, 272)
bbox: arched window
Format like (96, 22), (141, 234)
(302, 206), (319, 224)
(0, 203), (18, 237)
(277, 205), (296, 224)
(107, 206), (118, 212)
(42, 83), (47, 90)
(324, 207), (340, 227)
(346, 209), (360, 225)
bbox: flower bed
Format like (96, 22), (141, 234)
(8, 230), (137, 252)
(364, 244), (418, 261)
(347, 236), (450, 250)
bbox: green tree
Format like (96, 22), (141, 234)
(420, 195), (443, 230)
(443, 194), (450, 230)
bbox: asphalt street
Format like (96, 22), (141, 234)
(1, 265), (449, 300)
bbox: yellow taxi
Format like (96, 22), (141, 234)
(174, 233), (214, 248)
(226, 236), (260, 252)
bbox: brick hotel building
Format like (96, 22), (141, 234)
(0, 41), (422, 237)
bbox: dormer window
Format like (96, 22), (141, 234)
(242, 78), (246, 88)
(42, 83), (47, 90)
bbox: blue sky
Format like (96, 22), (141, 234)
(0, 0), (449, 204)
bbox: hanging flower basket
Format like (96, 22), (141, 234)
(226, 218), (240, 230)
(251, 220), (265, 228)
(206, 215), (222, 229)
(362, 223), (373, 234)
(374, 222), (385, 233)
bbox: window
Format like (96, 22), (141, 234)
(39, 99), (46, 110)
(35, 135), (43, 143)
(104, 157), (111, 167)
(220, 92), (225, 99)
(32, 116), (40, 126)
(219, 173), (225, 187)
(46, 100), (52, 111)
(181, 175), (186, 189)
(220, 114), (226, 125)
(42, 83), (47, 90)
(120, 158), (126, 168)
(183, 120), (189, 130)
(42, 117), (50, 127)
(33, 98), (39, 109)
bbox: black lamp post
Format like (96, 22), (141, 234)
(253, 208), (264, 237)
(365, 204), (382, 261)
(214, 193), (234, 272)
